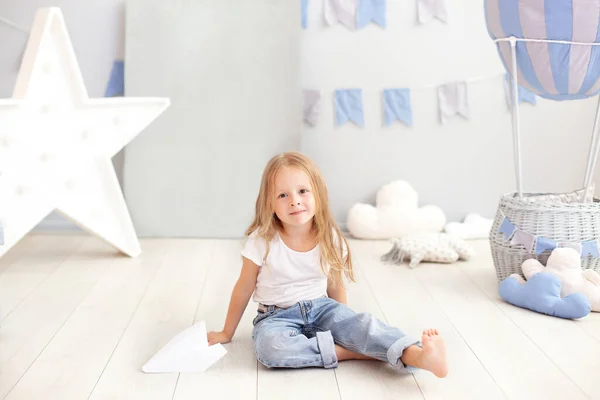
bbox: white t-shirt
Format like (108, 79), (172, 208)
(241, 231), (339, 308)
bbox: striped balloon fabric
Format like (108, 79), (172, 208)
(485, 0), (600, 101)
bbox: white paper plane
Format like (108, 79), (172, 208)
(142, 320), (227, 373)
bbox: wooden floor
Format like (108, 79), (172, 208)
(0, 234), (599, 400)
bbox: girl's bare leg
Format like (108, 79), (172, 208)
(335, 329), (449, 379)
(335, 345), (376, 361)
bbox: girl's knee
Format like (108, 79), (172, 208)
(254, 342), (295, 368)
(254, 331), (294, 367)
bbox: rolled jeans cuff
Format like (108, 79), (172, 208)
(387, 336), (421, 373)
(316, 331), (338, 369)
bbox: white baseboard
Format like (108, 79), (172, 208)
(32, 219), (349, 236)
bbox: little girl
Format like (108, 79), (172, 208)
(207, 151), (448, 377)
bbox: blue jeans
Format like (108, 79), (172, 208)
(252, 297), (421, 371)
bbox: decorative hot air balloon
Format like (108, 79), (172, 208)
(484, 1), (600, 283)
(485, 0), (600, 101)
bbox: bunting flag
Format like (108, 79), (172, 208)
(498, 214), (600, 258)
(582, 240), (600, 257)
(504, 74), (537, 107)
(383, 88), (412, 127)
(303, 90), (321, 126)
(535, 237), (557, 255)
(324, 0), (357, 30)
(437, 82), (469, 124)
(335, 89), (364, 127)
(301, 0), (309, 29)
(357, 0), (386, 29)
(510, 230), (535, 252)
(105, 59), (124, 97)
(498, 217), (516, 240)
(302, 72), (540, 127)
(417, 0), (448, 25)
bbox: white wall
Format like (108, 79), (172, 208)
(2, 1), (600, 236)
(300, 0), (600, 227)
(0, 0), (125, 231)
(122, 0), (301, 238)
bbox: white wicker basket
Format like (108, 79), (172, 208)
(490, 37), (600, 282)
(490, 188), (600, 281)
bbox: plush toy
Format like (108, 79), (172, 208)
(347, 180), (446, 239)
(521, 247), (600, 312)
(444, 213), (493, 240)
(499, 272), (591, 319)
(381, 233), (475, 268)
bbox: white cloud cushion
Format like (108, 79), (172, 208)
(444, 213), (493, 240)
(347, 181), (446, 239)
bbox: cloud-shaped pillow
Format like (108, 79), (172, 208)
(522, 247), (600, 312)
(444, 213), (493, 240)
(499, 272), (591, 319)
(346, 181), (446, 239)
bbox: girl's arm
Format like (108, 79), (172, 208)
(327, 278), (348, 305)
(207, 257), (260, 345)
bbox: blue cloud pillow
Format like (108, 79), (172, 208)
(499, 272), (591, 319)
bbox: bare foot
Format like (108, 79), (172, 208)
(418, 328), (448, 378)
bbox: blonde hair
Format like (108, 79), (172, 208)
(245, 151), (355, 285)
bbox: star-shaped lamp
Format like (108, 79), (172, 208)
(0, 7), (170, 258)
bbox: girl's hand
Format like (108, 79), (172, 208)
(207, 330), (232, 345)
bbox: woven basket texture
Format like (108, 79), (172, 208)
(489, 187), (600, 281)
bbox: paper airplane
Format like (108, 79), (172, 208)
(142, 320), (227, 373)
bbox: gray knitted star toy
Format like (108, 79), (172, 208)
(381, 233), (475, 269)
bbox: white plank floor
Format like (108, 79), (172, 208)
(0, 233), (599, 400)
